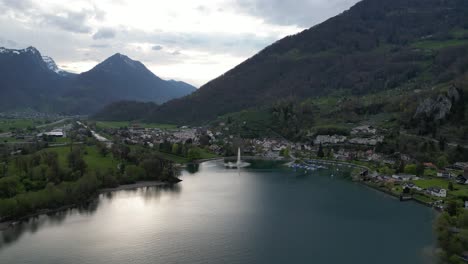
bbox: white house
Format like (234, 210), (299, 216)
(437, 171), (453, 178)
(427, 187), (447, 198)
(403, 183), (423, 191)
(37, 128), (65, 138)
(465, 201), (468, 209)
(351, 125), (377, 135)
(392, 174), (418, 181)
(314, 135), (347, 145)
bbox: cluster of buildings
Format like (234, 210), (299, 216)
(314, 125), (384, 146)
(103, 125), (202, 148)
(37, 128), (66, 138)
(403, 183), (448, 198)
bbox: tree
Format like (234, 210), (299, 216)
(446, 200), (458, 216)
(199, 135), (211, 146)
(122, 165), (145, 184)
(439, 137), (446, 151)
(317, 143), (325, 158)
(280, 148), (290, 157)
(448, 182), (454, 191)
(437, 156), (449, 169)
(416, 163), (425, 176)
(31, 165), (48, 181)
(97, 142), (109, 157)
(141, 159), (162, 179)
(404, 164), (417, 175)
(378, 166), (395, 176)
(101, 169), (118, 188)
(171, 143), (179, 155)
(67, 149), (87, 176)
(0, 176), (24, 198)
(188, 148), (202, 161)
(68, 131), (77, 151)
(397, 160), (405, 174)
(111, 144), (130, 161)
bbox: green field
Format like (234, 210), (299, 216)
(0, 137), (24, 143)
(0, 119), (39, 132)
(45, 145), (117, 171)
(413, 178), (451, 189)
(413, 177), (468, 198)
(154, 147), (219, 164)
(153, 151), (190, 163)
(195, 147), (219, 160)
(411, 39), (468, 50)
(95, 121), (177, 130)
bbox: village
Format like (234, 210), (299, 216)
(2, 118), (468, 212)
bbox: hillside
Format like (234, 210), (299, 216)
(116, 0), (468, 124)
(0, 47), (69, 112)
(0, 48), (196, 114)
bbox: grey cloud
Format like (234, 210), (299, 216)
(196, 5), (210, 13)
(90, 44), (110, 49)
(235, 0), (360, 27)
(93, 28), (116, 40)
(152, 45), (163, 51)
(0, 0), (33, 10)
(171, 50), (181, 56)
(0, 38), (18, 47)
(42, 11), (93, 33)
(1, 0), (104, 34)
(126, 30), (277, 57)
(92, 5), (106, 21)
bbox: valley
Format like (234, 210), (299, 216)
(1, 0), (468, 263)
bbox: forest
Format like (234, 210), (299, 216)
(0, 128), (179, 220)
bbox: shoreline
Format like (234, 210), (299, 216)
(295, 158), (438, 210)
(99, 181), (170, 194)
(0, 181), (174, 231)
(1, 157), (437, 231)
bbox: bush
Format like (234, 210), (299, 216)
(101, 169), (119, 188)
(0, 198), (17, 219)
(188, 148), (202, 161)
(404, 164), (417, 175)
(122, 165), (145, 184)
(0, 176), (24, 198)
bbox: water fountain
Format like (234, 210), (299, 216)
(225, 148), (250, 168)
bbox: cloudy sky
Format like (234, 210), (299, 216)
(0, 0), (359, 87)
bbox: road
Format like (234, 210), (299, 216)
(36, 118), (70, 129)
(400, 130), (468, 149)
(76, 121), (113, 147)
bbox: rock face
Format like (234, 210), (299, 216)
(414, 87), (460, 121)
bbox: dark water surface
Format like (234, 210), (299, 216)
(0, 160), (435, 264)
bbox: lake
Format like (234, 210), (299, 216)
(0, 160), (435, 264)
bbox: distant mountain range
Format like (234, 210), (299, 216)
(0, 47), (196, 114)
(95, 0), (468, 124)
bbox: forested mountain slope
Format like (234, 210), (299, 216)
(134, 0), (468, 124)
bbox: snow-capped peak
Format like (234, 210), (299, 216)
(41, 55), (73, 76)
(0, 46), (40, 56)
(42, 56), (61, 73)
(25, 46), (39, 55)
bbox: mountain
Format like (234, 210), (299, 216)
(0, 47), (68, 112)
(41, 56), (75, 77)
(0, 48), (196, 114)
(62, 53), (196, 113)
(111, 0), (467, 124)
(93, 101), (158, 121)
